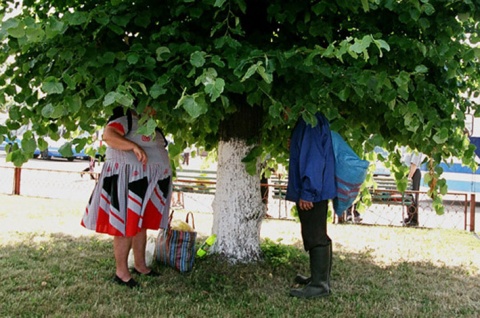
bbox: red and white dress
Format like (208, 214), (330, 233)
(82, 115), (172, 237)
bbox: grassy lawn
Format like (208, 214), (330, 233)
(0, 194), (479, 317)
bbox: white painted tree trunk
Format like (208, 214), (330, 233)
(211, 139), (265, 263)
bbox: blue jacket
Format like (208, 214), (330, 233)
(286, 113), (337, 203)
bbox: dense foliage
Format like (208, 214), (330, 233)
(1, 0), (480, 211)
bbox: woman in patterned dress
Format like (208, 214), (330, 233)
(82, 106), (172, 287)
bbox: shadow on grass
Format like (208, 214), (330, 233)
(0, 233), (478, 317)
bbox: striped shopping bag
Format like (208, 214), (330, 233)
(156, 211), (197, 273)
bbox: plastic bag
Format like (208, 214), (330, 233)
(331, 131), (370, 216)
(127, 235), (156, 269)
(171, 219), (194, 232)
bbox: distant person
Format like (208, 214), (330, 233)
(402, 149), (423, 226)
(286, 112), (337, 299)
(260, 171), (270, 217)
(182, 146), (191, 166)
(82, 105), (172, 288)
(338, 204), (362, 223)
(81, 132), (101, 180)
(80, 156), (96, 180)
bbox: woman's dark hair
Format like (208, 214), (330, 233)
(107, 106), (168, 147)
(108, 106), (131, 123)
(107, 106), (133, 134)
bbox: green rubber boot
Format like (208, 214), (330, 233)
(294, 243), (331, 286)
(294, 273), (311, 285)
(290, 245), (331, 299)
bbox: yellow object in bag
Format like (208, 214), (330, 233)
(170, 219), (194, 232)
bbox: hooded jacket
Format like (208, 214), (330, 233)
(286, 113), (337, 203)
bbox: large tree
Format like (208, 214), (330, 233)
(1, 0), (479, 262)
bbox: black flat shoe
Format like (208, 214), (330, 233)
(132, 268), (161, 277)
(113, 275), (139, 288)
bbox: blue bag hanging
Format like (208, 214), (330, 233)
(331, 131), (370, 216)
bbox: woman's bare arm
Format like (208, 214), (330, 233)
(102, 126), (148, 165)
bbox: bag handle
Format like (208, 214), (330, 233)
(185, 212), (195, 230)
(168, 210), (175, 227)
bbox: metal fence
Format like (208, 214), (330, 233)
(0, 166), (477, 232)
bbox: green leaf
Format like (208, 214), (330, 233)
(134, 14), (150, 28)
(422, 3), (435, 16)
(432, 128), (449, 144)
(103, 92), (118, 106)
(42, 79), (64, 95)
(178, 94), (208, 119)
(127, 53), (139, 64)
(25, 27), (45, 43)
(361, 0), (370, 12)
(211, 56), (225, 67)
(65, 11), (88, 26)
(337, 87), (350, 101)
(156, 47), (171, 61)
(108, 23), (124, 35)
(414, 65), (428, 73)
(21, 134), (36, 153)
(214, 0), (227, 7)
(190, 51), (206, 67)
(205, 78), (225, 102)
(65, 95), (82, 114)
(41, 103), (63, 119)
(409, 8), (421, 21)
(62, 73), (76, 90)
(116, 93), (132, 107)
(257, 66), (272, 84)
(6, 20), (26, 38)
(137, 118), (157, 136)
(8, 150), (28, 167)
(241, 63), (259, 82)
(100, 52), (116, 64)
(85, 99), (99, 108)
(394, 71), (410, 93)
(168, 139), (184, 157)
(112, 15), (131, 27)
(37, 138), (48, 151)
(350, 36), (373, 54)
(134, 81), (148, 95)
(432, 195), (445, 215)
(105, 72), (118, 91)
(181, 96), (199, 118)
(59, 142), (74, 158)
(373, 39), (390, 57)
(150, 83), (167, 99)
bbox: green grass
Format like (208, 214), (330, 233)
(0, 194), (479, 317)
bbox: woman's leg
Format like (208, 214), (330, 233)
(113, 236), (133, 281)
(132, 229), (150, 273)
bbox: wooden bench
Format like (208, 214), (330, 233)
(338, 175), (415, 223)
(270, 175), (288, 200)
(171, 169), (217, 208)
(271, 175), (414, 204)
(269, 174), (415, 223)
(173, 169), (217, 195)
(371, 175), (414, 206)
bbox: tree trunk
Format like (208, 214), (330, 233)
(211, 139), (265, 263)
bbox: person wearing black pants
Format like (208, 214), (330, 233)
(404, 151), (423, 226)
(291, 200), (332, 298)
(285, 112), (337, 299)
(405, 165), (421, 226)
